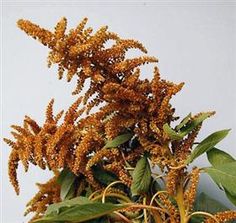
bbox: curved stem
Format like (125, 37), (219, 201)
(113, 211), (132, 223)
(169, 164), (186, 170)
(150, 190), (169, 207)
(101, 180), (125, 203)
(124, 167), (135, 171)
(186, 211), (220, 223)
(152, 174), (166, 184)
(92, 192), (132, 203)
(88, 189), (102, 200)
(134, 213), (144, 220)
(125, 203), (169, 215)
(149, 191), (165, 223)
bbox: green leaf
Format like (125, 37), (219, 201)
(164, 112), (213, 141)
(104, 133), (133, 148)
(65, 183), (76, 200)
(225, 188), (236, 206)
(176, 113), (192, 131)
(205, 162), (236, 197)
(57, 169), (70, 185)
(45, 197), (93, 216)
(206, 149), (236, 207)
(57, 169), (77, 200)
(186, 129), (230, 164)
(131, 156), (151, 196)
(163, 123), (183, 140)
(34, 201), (128, 223)
(190, 192), (230, 223)
(207, 148), (235, 168)
(92, 166), (118, 186)
(180, 112), (214, 135)
(194, 192), (228, 213)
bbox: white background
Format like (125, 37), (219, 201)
(2, 1), (236, 222)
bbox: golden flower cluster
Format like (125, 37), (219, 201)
(205, 211), (236, 223)
(4, 17), (235, 223)
(184, 167), (200, 210)
(158, 193), (180, 221)
(17, 17), (157, 101)
(24, 172), (61, 223)
(6, 17), (185, 192)
(4, 98), (84, 194)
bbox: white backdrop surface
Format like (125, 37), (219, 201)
(2, 1), (236, 222)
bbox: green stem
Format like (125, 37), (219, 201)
(143, 197), (148, 223)
(175, 183), (187, 223)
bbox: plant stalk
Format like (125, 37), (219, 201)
(175, 182), (187, 223)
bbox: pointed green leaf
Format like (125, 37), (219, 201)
(34, 202), (128, 223)
(65, 183), (76, 200)
(131, 156), (151, 196)
(186, 129), (230, 164)
(164, 112), (213, 141)
(176, 113), (192, 131)
(57, 168), (70, 185)
(45, 197), (93, 216)
(225, 188), (236, 206)
(163, 123), (183, 140)
(207, 148), (235, 168)
(206, 148), (236, 207)
(205, 162), (236, 197)
(194, 192), (228, 213)
(180, 112), (214, 135)
(205, 147), (235, 191)
(58, 169), (77, 200)
(104, 133), (133, 148)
